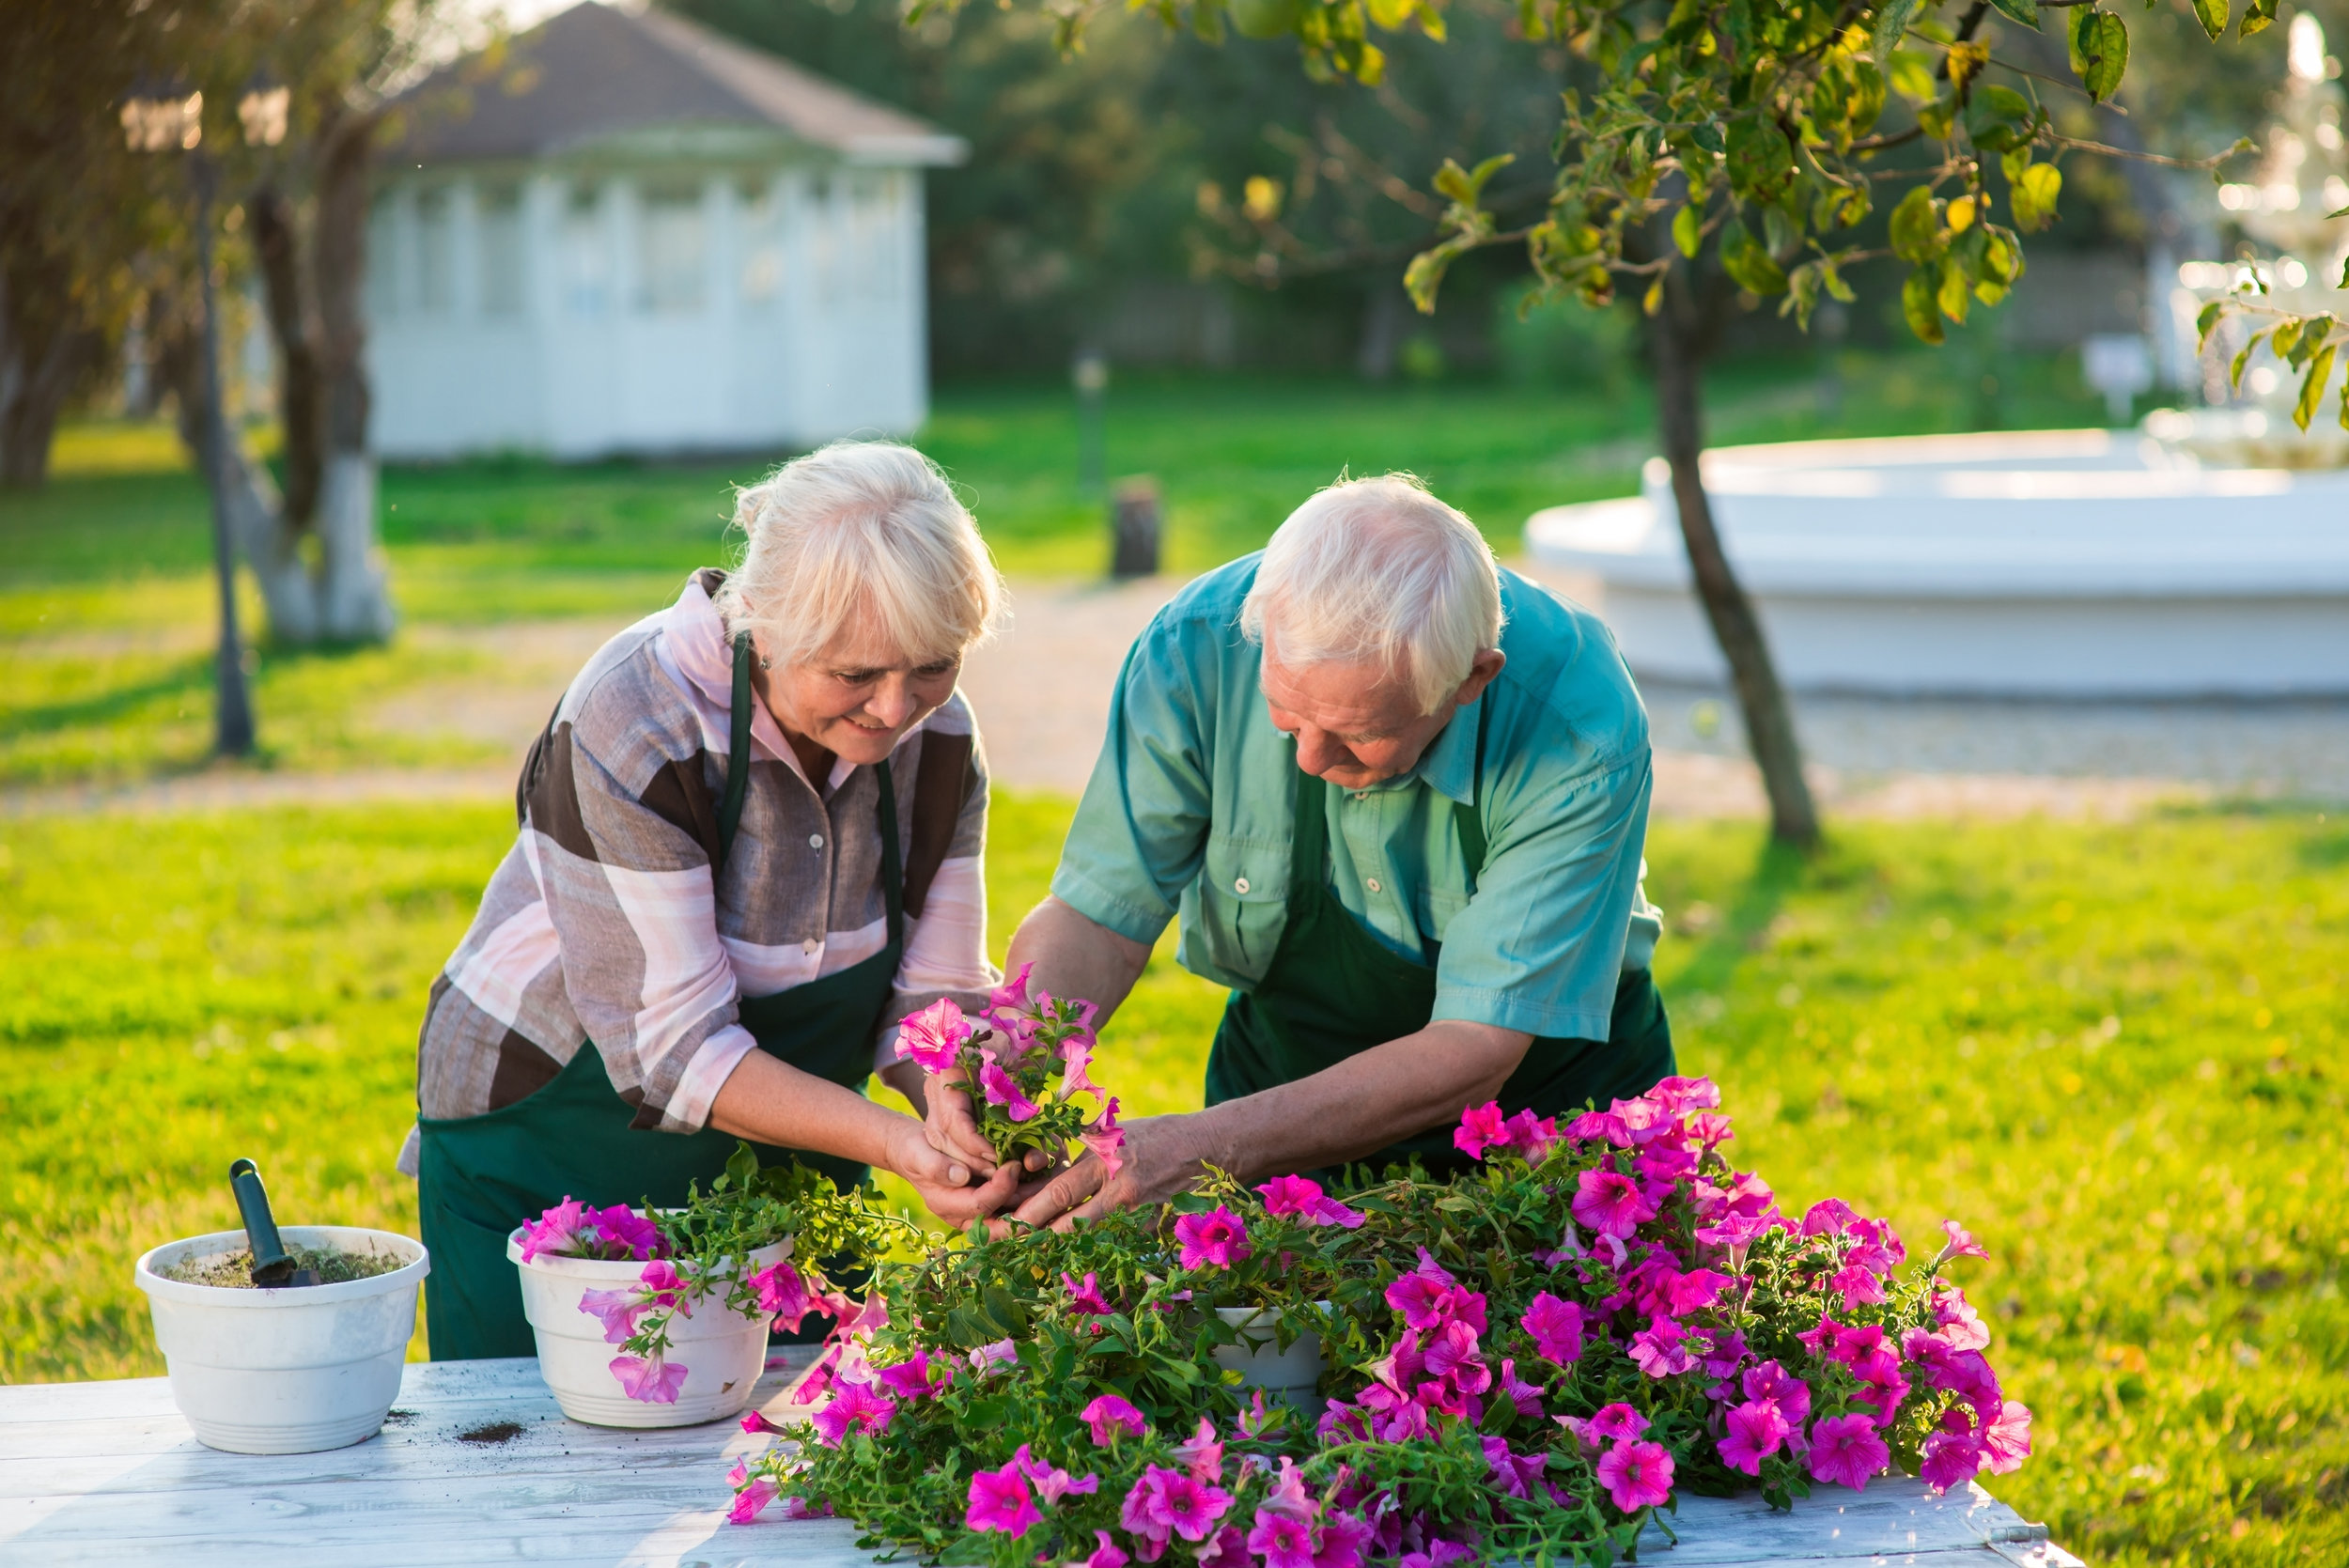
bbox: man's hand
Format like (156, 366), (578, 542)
(884, 1116), (1024, 1225)
(992, 1114), (1210, 1235)
(922, 1064), (1058, 1181)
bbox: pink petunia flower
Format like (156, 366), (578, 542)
(1453, 1101), (1513, 1160)
(1585, 1403), (1650, 1442)
(1081, 1096), (1128, 1180)
(1170, 1416), (1225, 1483)
(1121, 1463), (1233, 1545)
(968, 1338), (1017, 1375)
(1081, 1393), (1147, 1445)
(518, 1196), (593, 1263)
(1979, 1400), (2033, 1473)
(1012, 1442), (1101, 1505)
(1920, 1426), (1983, 1493)
(1595, 1437), (1675, 1511)
(1312, 1511), (1374, 1568)
(1807, 1412), (1890, 1490)
(874, 1349), (943, 1402)
(1248, 1508), (1316, 1568)
(809, 1379), (895, 1446)
(978, 1057), (1041, 1121)
(1063, 1270), (1115, 1315)
(578, 1286), (648, 1345)
(726, 1476), (777, 1525)
(966, 1460), (1041, 1536)
(1933, 1284), (1993, 1351)
(1254, 1173), (1366, 1229)
(1799, 1198), (1859, 1238)
(1572, 1168), (1658, 1239)
(1482, 1436), (1548, 1498)
(1173, 1207), (1252, 1271)
(1196, 1523), (1250, 1568)
(989, 960), (1036, 1013)
(1628, 1318), (1700, 1378)
(748, 1259), (814, 1332)
(588, 1203), (663, 1260)
(740, 1408), (784, 1435)
(896, 996), (974, 1072)
(1935, 1219), (1991, 1267)
(1061, 1035), (1104, 1099)
(1647, 1075), (1722, 1114)
(1503, 1109), (1560, 1164)
(635, 1259), (692, 1313)
(610, 1354), (687, 1404)
(1420, 1319), (1491, 1396)
(1565, 1107), (1634, 1148)
(1499, 1358), (1546, 1418)
(1741, 1359), (1813, 1427)
(1073, 1529), (1130, 1568)
(1685, 1111), (1735, 1147)
(1717, 1400), (1791, 1475)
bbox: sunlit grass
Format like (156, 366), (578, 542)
(2, 797), (2337, 1566)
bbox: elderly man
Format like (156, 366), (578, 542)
(934, 473), (1670, 1225)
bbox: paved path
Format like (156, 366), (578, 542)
(8, 570), (2342, 817)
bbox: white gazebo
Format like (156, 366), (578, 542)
(368, 1), (965, 460)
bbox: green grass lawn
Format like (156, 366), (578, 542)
(2, 796), (2338, 1567)
(2, 351), (2109, 790)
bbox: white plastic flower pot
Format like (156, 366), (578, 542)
(133, 1225), (428, 1455)
(506, 1229), (790, 1428)
(1213, 1305), (1326, 1408)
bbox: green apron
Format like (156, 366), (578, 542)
(1205, 701), (1674, 1182)
(417, 632), (900, 1360)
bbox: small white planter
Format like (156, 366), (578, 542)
(134, 1225), (428, 1455)
(1213, 1305), (1326, 1408)
(506, 1228), (788, 1428)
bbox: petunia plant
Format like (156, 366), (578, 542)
(521, 1141), (912, 1405)
(896, 963), (1126, 1176)
(726, 1077), (2030, 1563)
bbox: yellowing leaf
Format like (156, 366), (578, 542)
(1363, 0), (1413, 31)
(2012, 163), (2061, 231)
(1672, 201), (1703, 258)
(1903, 267), (1946, 344)
(2294, 343), (2336, 432)
(1948, 195), (1977, 232)
(1643, 276), (1666, 316)
(1243, 176), (1283, 222)
(1890, 185), (1941, 263)
(1937, 258), (1971, 324)
(2191, 0), (2230, 40)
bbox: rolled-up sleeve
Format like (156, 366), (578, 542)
(1431, 754), (1651, 1040)
(526, 724), (752, 1134)
(881, 725), (1001, 1066)
(1050, 613), (1214, 946)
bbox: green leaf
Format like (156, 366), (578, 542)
(2065, 4), (2092, 73)
(1432, 152), (1514, 205)
(2082, 12), (2129, 102)
(1672, 200), (1703, 259)
(2240, 0), (2278, 39)
(2230, 329), (2269, 391)
(1903, 267), (1946, 343)
(2010, 162), (2062, 231)
(1988, 0), (2039, 24)
(2294, 343), (2336, 432)
(2190, 0), (2229, 40)
(1226, 0), (1305, 40)
(1726, 117), (1797, 201)
(2196, 299), (2226, 351)
(1965, 85), (2035, 154)
(2270, 317), (2304, 363)
(1889, 185), (1941, 263)
(1874, 0), (1922, 64)
(1888, 49), (1938, 104)
(1719, 219), (1789, 295)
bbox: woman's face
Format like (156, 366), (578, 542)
(755, 619), (962, 768)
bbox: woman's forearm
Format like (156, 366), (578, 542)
(707, 1048), (908, 1165)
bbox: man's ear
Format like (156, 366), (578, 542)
(1454, 649), (1507, 707)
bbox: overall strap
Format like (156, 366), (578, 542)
(1286, 744), (1328, 917)
(1454, 696), (1493, 893)
(876, 753), (904, 947)
(718, 631), (754, 873)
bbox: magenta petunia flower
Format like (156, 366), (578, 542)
(1481, 1435), (1548, 1498)
(968, 1338), (1017, 1375)
(1419, 1319), (1490, 1396)
(1571, 1168), (1658, 1239)
(588, 1203), (663, 1260)
(1807, 1412), (1891, 1490)
(1685, 1110), (1735, 1147)
(610, 1353), (687, 1404)
(1061, 1035), (1104, 1098)
(1920, 1426), (1983, 1493)
(635, 1259), (692, 1313)
(1628, 1318), (1700, 1378)
(1565, 1107), (1634, 1147)
(1173, 1206), (1252, 1271)
(1799, 1197), (1859, 1238)
(1978, 1400), (2033, 1473)
(1010, 1442), (1100, 1505)
(1933, 1284), (1993, 1351)
(1453, 1100), (1513, 1160)
(1170, 1416), (1225, 1483)
(746, 1258), (813, 1331)
(809, 1379), (895, 1446)
(966, 1460), (1040, 1536)
(1383, 1249), (1468, 1330)
(874, 1349), (942, 1402)
(1741, 1359), (1813, 1427)
(1647, 1075), (1722, 1114)
(978, 1057), (1041, 1121)
(1829, 1263), (1888, 1311)
(1195, 1523), (1251, 1568)
(1935, 1219), (1991, 1267)
(519, 1196), (593, 1262)
(1255, 1173), (1368, 1229)
(726, 1476), (777, 1525)
(1121, 1464), (1233, 1545)
(1081, 1096), (1128, 1180)
(895, 996), (973, 1071)
(1585, 1402), (1650, 1442)
(1077, 1529), (1130, 1568)
(1595, 1437), (1675, 1511)
(1312, 1511), (1374, 1568)
(1499, 1357), (1546, 1418)
(989, 960), (1036, 1014)
(1063, 1270), (1114, 1315)
(1717, 1399), (1791, 1475)
(1081, 1393), (1147, 1446)
(1247, 1507), (1316, 1568)
(739, 1408), (783, 1435)
(577, 1286), (647, 1345)
(1503, 1109), (1560, 1164)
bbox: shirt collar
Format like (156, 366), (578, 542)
(1412, 701), (1481, 806)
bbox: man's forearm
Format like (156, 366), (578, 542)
(1003, 895), (1153, 1026)
(1184, 1020), (1533, 1184)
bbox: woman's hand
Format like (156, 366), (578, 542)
(922, 1064), (1058, 1180)
(884, 1115), (1024, 1224)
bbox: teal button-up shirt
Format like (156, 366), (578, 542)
(1050, 555), (1662, 1041)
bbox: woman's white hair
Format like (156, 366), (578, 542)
(1239, 473), (1504, 714)
(713, 440), (1004, 669)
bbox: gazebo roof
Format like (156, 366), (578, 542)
(388, 1), (965, 167)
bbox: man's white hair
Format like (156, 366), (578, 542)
(1239, 473), (1504, 714)
(714, 440), (1004, 669)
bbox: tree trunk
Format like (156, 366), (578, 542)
(1647, 272), (1821, 849)
(0, 263), (95, 490)
(249, 184), (325, 528)
(308, 106), (395, 643)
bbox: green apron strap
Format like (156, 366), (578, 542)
(718, 630), (754, 873)
(876, 753), (903, 946)
(1286, 741), (1327, 918)
(1453, 696), (1493, 892)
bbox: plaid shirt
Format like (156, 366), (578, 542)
(399, 570), (994, 1172)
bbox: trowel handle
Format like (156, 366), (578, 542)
(228, 1158), (294, 1282)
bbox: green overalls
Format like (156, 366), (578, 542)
(1205, 702), (1675, 1181)
(415, 634), (897, 1359)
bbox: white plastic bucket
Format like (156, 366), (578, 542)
(133, 1226), (428, 1455)
(1213, 1304), (1326, 1408)
(506, 1228), (788, 1428)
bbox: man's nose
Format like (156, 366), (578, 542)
(1293, 726), (1346, 778)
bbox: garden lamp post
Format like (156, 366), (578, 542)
(121, 84), (280, 758)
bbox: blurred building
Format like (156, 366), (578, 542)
(370, 1), (963, 460)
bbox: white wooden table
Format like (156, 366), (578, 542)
(2, 1358), (2081, 1567)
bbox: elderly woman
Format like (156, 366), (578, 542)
(401, 441), (1013, 1359)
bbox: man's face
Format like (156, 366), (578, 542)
(1260, 646), (1462, 790)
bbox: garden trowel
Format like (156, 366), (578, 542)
(228, 1157), (320, 1288)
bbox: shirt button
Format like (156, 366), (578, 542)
(801, 938), (819, 955)
(1234, 877), (1251, 894)
(809, 833), (825, 849)
(1366, 877), (1382, 893)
